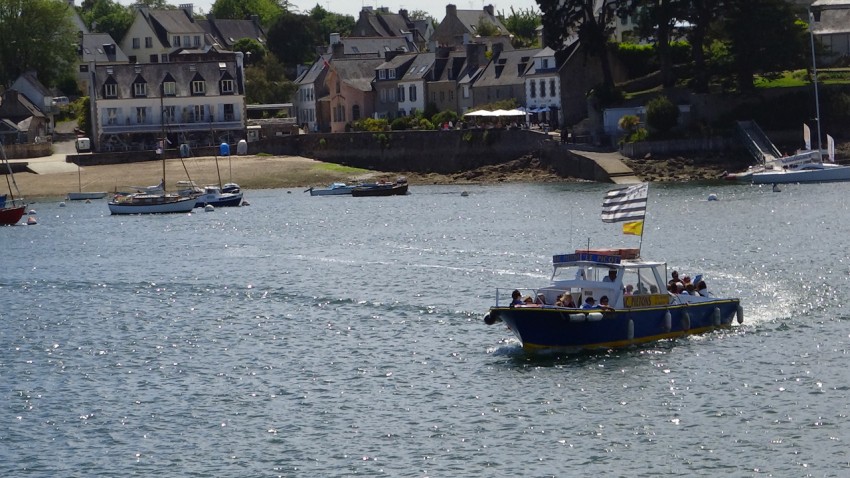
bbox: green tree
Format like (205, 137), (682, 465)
(626, 0), (689, 88)
(474, 17), (499, 37)
(408, 9), (436, 28)
(645, 95), (679, 134)
(266, 12), (320, 71)
(499, 7), (541, 48)
(232, 37), (267, 64)
(682, 0), (724, 93)
(308, 5), (355, 42)
(721, 0), (808, 92)
(537, 0), (630, 95)
(0, 0), (78, 87)
(244, 56), (296, 104)
(79, 0), (134, 45)
(210, 0), (290, 25)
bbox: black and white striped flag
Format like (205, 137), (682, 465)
(601, 183), (648, 223)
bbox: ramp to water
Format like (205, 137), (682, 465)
(736, 120), (782, 163)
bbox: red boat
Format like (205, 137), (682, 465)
(0, 203), (26, 225)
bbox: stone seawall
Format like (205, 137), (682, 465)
(254, 129), (547, 173)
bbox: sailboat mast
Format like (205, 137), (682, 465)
(809, 8), (823, 156)
(160, 85), (166, 191)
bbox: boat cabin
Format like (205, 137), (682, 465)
(512, 249), (671, 309)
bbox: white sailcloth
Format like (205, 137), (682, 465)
(828, 134), (835, 163)
(601, 183), (648, 223)
(804, 123), (811, 151)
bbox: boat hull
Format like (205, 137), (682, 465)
(309, 186), (355, 196)
(0, 205), (26, 225)
(751, 164), (850, 184)
(107, 195), (196, 215)
(194, 191), (243, 207)
(488, 299), (741, 351)
(352, 183), (408, 197)
(67, 192), (108, 200)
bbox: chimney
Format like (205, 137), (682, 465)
(179, 3), (193, 18)
(206, 12), (215, 21)
(465, 42), (486, 69)
(384, 50), (401, 62)
(484, 4), (494, 16)
(330, 33), (341, 45)
(332, 42), (344, 59)
(399, 9), (409, 21)
(446, 4), (457, 17)
(251, 14), (259, 27)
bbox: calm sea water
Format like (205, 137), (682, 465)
(2, 181), (850, 476)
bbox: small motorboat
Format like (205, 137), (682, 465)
(351, 178), (409, 197)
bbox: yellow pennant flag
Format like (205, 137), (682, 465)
(622, 220), (643, 236)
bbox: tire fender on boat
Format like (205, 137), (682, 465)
(627, 319), (634, 341)
(681, 311), (691, 331)
(713, 307), (721, 327)
(586, 312), (603, 321)
(569, 313), (585, 322)
(663, 311), (672, 332)
(736, 304), (744, 324)
(484, 313), (498, 325)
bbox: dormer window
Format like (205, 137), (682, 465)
(192, 80), (206, 95)
(378, 69), (386, 80)
(163, 81), (176, 96)
(173, 35), (180, 47)
(389, 69), (396, 79)
(542, 58), (549, 69)
(220, 79), (234, 94)
(133, 75), (147, 97)
(104, 76), (118, 98)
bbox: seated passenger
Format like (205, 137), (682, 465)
(624, 284), (634, 295)
(509, 289), (524, 307)
(581, 297), (596, 309)
(696, 280), (712, 297)
(534, 293), (548, 305)
(649, 285), (659, 294)
(556, 294), (576, 308)
(598, 295), (614, 311)
(603, 269), (617, 282)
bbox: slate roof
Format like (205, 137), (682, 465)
(198, 17), (266, 49)
(400, 53), (436, 81)
(144, 8), (205, 48)
(454, 8), (509, 36)
(327, 37), (414, 56)
(80, 33), (128, 63)
(812, 5), (850, 35)
(474, 48), (539, 88)
(295, 54), (332, 85)
(331, 58), (386, 92)
(93, 60), (241, 99)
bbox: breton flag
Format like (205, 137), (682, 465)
(804, 123), (812, 151)
(601, 182), (648, 223)
(828, 134), (835, 163)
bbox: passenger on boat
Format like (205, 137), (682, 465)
(603, 269), (617, 282)
(534, 293), (548, 305)
(598, 296), (614, 311)
(556, 294), (576, 308)
(685, 283), (697, 295)
(581, 297), (596, 309)
(696, 280), (712, 297)
(510, 289), (524, 307)
(624, 284), (634, 295)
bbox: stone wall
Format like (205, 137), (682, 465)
(252, 129), (547, 174)
(4, 142), (52, 159)
(620, 137), (739, 158)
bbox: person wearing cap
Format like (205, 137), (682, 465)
(602, 269), (617, 283)
(581, 296), (596, 309)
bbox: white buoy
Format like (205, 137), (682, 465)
(28, 209), (36, 215)
(586, 312), (603, 321)
(663, 311), (672, 332)
(204, 204), (214, 212)
(26, 216), (37, 225)
(59, 201), (66, 207)
(707, 193), (718, 201)
(627, 319), (634, 340)
(681, 311), (691, 331)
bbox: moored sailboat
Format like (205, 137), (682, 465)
(1, 142), (26, 226)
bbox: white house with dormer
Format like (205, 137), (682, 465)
(87, 50), (246, 152)
(524, 47), (562, 126)
(120, 3), (207, 64)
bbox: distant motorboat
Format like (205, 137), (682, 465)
(351, 178), (409, 197)
(193, 185), (243, 207)
(306, 182), (357, 196)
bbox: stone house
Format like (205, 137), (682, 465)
(324, 57), (385, 133)
(397, 53), (435, 117)
(351, 6), (427, 52)
(7, 71), (55, 136)
(431, 4), (511, 48)
(524, 47), (561, 126)
(429, 43), (488, 114)
(472, 45), (537, 114)
(77, 33), (128, 96)
(373, 52), (418, 120)
(197, 14), (267, 51)
(0, 89), (50, 143)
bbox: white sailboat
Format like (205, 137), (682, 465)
(67, 163), (107, 200)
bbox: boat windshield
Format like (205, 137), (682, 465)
(552, 262), (666, 295)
